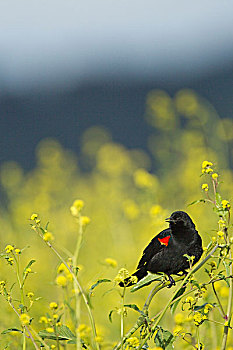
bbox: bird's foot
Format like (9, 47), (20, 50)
(167, 275), (176, 288)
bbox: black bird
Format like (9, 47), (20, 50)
(120, 211), (203, 288)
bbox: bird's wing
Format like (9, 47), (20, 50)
(136, 228), (171, 270)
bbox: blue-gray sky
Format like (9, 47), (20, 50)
(1, 0), (233, 91)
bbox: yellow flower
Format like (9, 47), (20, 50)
(80, 216), (91, 227)
(217, 231), (224, 237)
(204, 304), (213, 313)
(30, 213), (38, 220)
(53, 314), (59, 320)
(43, 232), (54, 242)
(7, 257), (14, 265)
(185, 296), (194, 304)
(173, 325), (183, 336)
(193, 312), (205, 326)
(206, 168), (213, 173)
(150, 204), (162, 217)
(202, 161), (213, 169)
(14, 248), (21, 255)
(220, 286), (229, 298)
(123, 200), (139, 220)
(222, 200), (231, 210)
(56, 275), (67, 287)
(46, 327), (54, 333)
(39, 316), (48, 324)
(70, 199), (84, 216)
(25, 268), (32, 274)
(51, 345), (56, 349)
(73, 199), (84, 210)
(133, 169), (157, 188)
(26, 292), (34, 298)
(195, 343), (205, 349)
(49, 302), (58, 310)
(201, 184), (208, 191)
(105, 258), (118, 268)
(174, 313), (185, 325)
(57, 262), (69, 274)
(5, 245), (14, 253)
(126, 337), (139, 347)
(20, 313), (30, 325)
(114, 268), (130, 285)
(212, 173), (218, 180)
(95, 335), (103, 343)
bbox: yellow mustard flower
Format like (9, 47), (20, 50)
(70, 199), (84, 217)
(30, 213), (38, 220)
(57, 262), (69, 274)
(26, 292), (34, 298)
(56, 275), (67, 287)
(49, 302), (58, 310)
(204, 304), (213, 314)
(126, 337), (139, 348)
(43, 232), (54, 242)
(173, 325), (183, 336)
(217, 231), (224, 237)
(39, 316), (48, 324)
(202, 161), (213, 169)
(80, 216), (90, 227)
(20, 313), (30, 325)
(220, 286), (229, 298)
(14, 248), (21, 255)
(5, 245), (14, 253)
(150, 204), (162, 216)
(201, 184), (208, 191)
(222, 200), (231, 210)
(95, 335), (103, 343)
(174, 313), (185, 325)
(114, 268), (131, 285)
(105, 258), (118, 268)
(212, 173), (218, 180)
(46, 327), (54, 333)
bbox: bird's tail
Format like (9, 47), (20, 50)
(119, 268), (147, 288)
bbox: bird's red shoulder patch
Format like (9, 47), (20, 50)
(158, 235), (171, 247)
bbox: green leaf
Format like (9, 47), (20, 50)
(154, 328), (175, 349)
(124, 304), (147, 317)
(39, 325), (76, 342)
(130, 273), (162, 292)
(1, 328), (23, 335)
(89, 279), (111, 295)
(215, 192), (222, 207)
(108, 309), (117, 323)
(187, 199), (206, 207)
(170, 286), (186, 314)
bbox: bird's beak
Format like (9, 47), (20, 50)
(165, 217), (174, 223)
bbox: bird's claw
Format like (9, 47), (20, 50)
(167, 275), (176, 288)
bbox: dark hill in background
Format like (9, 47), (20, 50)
(1, 64), (233, 170)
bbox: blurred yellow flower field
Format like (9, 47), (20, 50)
(0, 89), (233, 349)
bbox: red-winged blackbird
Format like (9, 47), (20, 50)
(120, 211), (203, 288)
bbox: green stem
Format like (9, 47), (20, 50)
(73, 215), (83, 350)
(212, 282), (226, 318)
(34, 227), (100, 350)
(121, 288), (126, 349)
(8, 300), (40, 350)
(221, 229), (233, 350)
